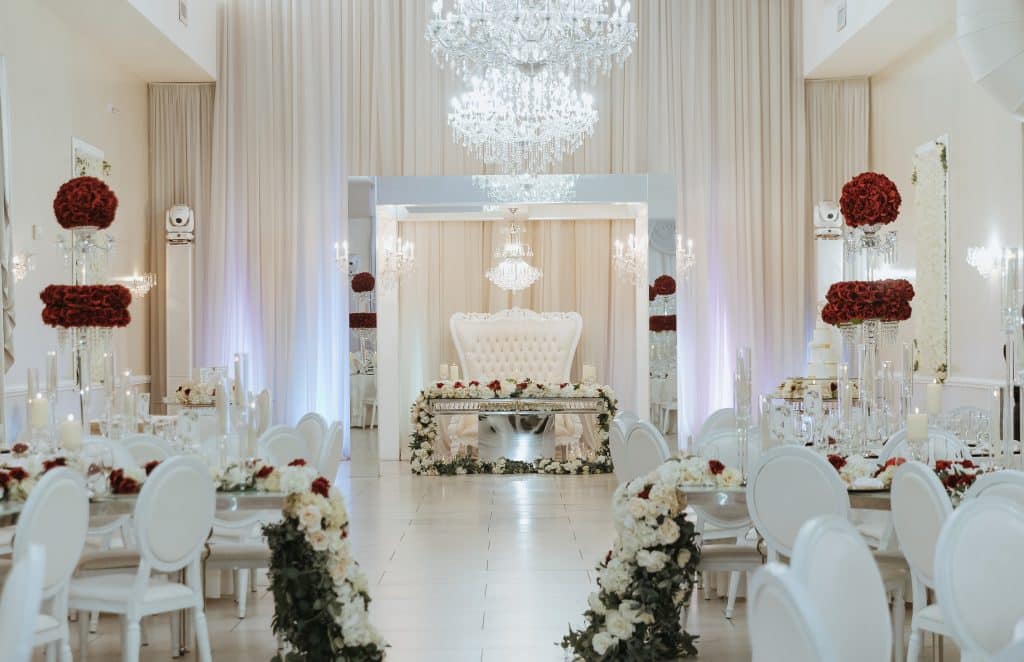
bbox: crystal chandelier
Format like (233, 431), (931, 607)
(379, 235), (415, 291)
(426, 0), (637, 82)
(473, 174), (578, 203)
(676, 235), (696, 280)
(486, 208), (542, 292)
(12, 252), (34, 282)
(111, 273), (156, 298)
(612, 232), (646, 286)
(450, 67), (597, 174)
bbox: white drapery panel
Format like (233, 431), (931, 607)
(148, 83), (214, 413)
(343, 0), (809, 442)
(397, 219), (637, 415)
(806, 79), (870, 206)
(201, 1), (348, 426)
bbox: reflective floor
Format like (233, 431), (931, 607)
(67, 460), (957, 661)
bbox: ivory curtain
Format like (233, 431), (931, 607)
(148, 83), (214, 412)
(343, 0), (810, 442)
(200, 1), (347, 425)
(806, 79), (870, 207)
(398, 219), (637, 415)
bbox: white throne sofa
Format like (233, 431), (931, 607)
(448, 308), (584, 456)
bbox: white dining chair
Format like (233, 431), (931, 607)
(609, 411), (639, 484)
(695, 408), (736, 447)
(317, 421), (344, 481)
(748, 563), (837, 662)
(622, 421), (671, 483)
(295, 412), (328, 459)
(0, 545), (46, 662)
(790, 515), (892, 662)
(879, 426), (968, 463)
(120, 434), (175, 465)
(9, 467), (90, 662)
(890, 460), (954, 662)
(963, 469), (1024, 508)
(934, 496), (1024, 661)
(258, 425), (313, 466)
(254, 389), (272, 436)
(747, 446), (907, 660)
(70, 456), (215, 662)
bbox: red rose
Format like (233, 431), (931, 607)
(351, 272), (376, 293)
(255, 465), (274, 479)
(935, 460), (952, 472)
(453, 381), (464, 388)
(53, 176), (118, 229)
(648, 285), (656, 302)
(349, 312), (377, 329)
(487, 380), (502, 392)
(708, 460), (725, 475)
(653, 274), (676, 296)
(840, 172), (901, 228)
(827, 454), (847, 471)
(42, 457), (67, 473)
(144, 460), (161, 475)
(288, 459), (307, 467)
(959, 459), (976, 469)
(310, 476), (331, 498)
(637, 486), (651, 499)
(11, 442), (28, 455)
(0, 471), (9, 488)
(469, 381), (480, 387)
(8, 466), (28, 481)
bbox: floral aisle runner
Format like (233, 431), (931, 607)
(912, 137), (949, 381)
(563, 458), (702, 660)
(409, 378), (616, 475)
(261, 467), (387, 661)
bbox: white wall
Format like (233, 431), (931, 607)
(0, 0), (151, 434)
(128, 0), (217, 78)
(870, 27), (1024, 408)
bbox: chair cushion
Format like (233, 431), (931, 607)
(76, 548), (141, 572)
(70, 574), (193, 606)
(699, 544), (764, 568)
(35, 614), (61, 635)
(206, 542), (271, 566)
(911, 604), (952, 636)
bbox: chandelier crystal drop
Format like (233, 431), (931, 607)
(486, 209), (542, 292)
(450, 68), (597, 174)
(426, 0), (637, 82)
(473, 174), (578, 204)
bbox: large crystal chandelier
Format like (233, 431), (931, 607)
(473, 174), (578, 203)
(486, 208), (542, 292)
(426, 0), (637, 82)
(450, 67), (597, 173)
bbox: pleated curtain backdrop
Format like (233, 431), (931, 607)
(343, 0), (810, 443)
(148, 83), (214, 413)
(200, 1), (348, 426)
(806, 79), (870, 211)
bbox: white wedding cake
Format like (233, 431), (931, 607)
(806, 315), (841, 379)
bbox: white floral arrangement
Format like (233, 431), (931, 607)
(174, 380), (237, 406)
(562, 457), (701, 659)
(409, 378), (617, 476)
(263, 470), (386, 659)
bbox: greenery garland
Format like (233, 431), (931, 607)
(264, 468), (386, 661)
(562, 458), (701, 660)
(408, 378), (616, 475)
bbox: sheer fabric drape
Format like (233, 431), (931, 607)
(806, 79), (870, 208)
(343, 0), (810, 442)
(201, 1), (347, 426)
(148, 83), (214, 412)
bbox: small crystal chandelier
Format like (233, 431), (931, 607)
(111, 273), (156, 298)
(612, 232), (646, 286)
(426, 0), (637, 82)
(12, 252), (34, 282)
(486, 208), (541, 292)
(676, 235), (696, 280)
(967, 245), (1001, 278)
(379, 235), (415, 291)
(335, 240), (350, 274)
(473, 174), (578, 204)
(450, 68), (597, 174)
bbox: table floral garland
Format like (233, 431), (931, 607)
(409, 378), (616, 476)
(562, 457), (701, 660)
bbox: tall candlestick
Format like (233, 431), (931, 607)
(215, 377), (229, 436)
(29, 393), (49, 430)
(926, 382), (942, 418)
(26, 368), (37, 401)
(992, 388), (1002, 452)
(103, 353), (115, 399)
(46, 352), (58, 400)
(908, 409), (928, 442)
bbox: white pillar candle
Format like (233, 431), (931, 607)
(59, 414), (82, 451)
(450, 364), (459, 381)
(439, 364), (449, 380)
(215, 377), (229, 435)
(29, 393), (49, 429)
(926, 382), (943, 417)
(908, 410), (928, 442)
(582, 364), (597, 383)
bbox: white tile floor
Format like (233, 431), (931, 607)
(70, 460), (958, 661)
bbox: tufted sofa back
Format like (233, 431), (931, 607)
(450, 308), (583, 384)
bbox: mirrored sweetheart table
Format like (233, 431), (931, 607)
(0, 490), (287, 527)
(680, 485), (893, 520)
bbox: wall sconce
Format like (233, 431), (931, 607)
(967, 246), (1002, 278)
(12, 252), (34, 282)
(111, 273), (157, 298)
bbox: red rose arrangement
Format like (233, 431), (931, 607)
(653, 274), (676, 296)
(648, 285), (656, 302)
(311, 476), (331, 498)
(839, 172), (901, 228)
(349, 312), (377, 329)
(820, 279), (914, 326)
(351, 272), (376, 293)
(52, 176), (118, 229)
(108, 468), (141, 494)
(649, 315), (677, 332)
(40, 284), (132, 328)
(707, 460), (725, 476)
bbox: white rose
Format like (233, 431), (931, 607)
(297, 504), (322, 531)
(677, 549), (692, 566)
(592, 631), (618, 655)
(587, 592), (607, 615)
(307, 530), (329, 551)
(635, 549), (669, 573)
(658, 518), (681, 545)
(717, 467), (743, 488)
(605, 610), (635, 639)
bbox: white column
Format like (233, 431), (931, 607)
(376, 208), (401, 461)
(635, 205), (650, 423)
